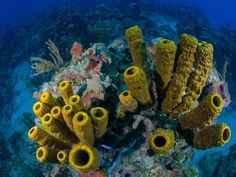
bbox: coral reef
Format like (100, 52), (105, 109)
(27, 23), (232, 177)
(1, 1), (236, 177)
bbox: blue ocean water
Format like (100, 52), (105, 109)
(0, 0), (236, 177)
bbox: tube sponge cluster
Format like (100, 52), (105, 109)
(124, 25), (231, 151)
(29, 80), (110, 172)
(161, 34), (198, 114)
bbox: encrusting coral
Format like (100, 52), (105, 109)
(28, 26), (231, 176)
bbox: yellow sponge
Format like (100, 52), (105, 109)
(57, 150), (68, 164)
(172, 41), (214, 116)
(161, 34), (198, 114)
(51, 106), (64, 122)
(33, 101), (50, 118)
(193, 123), (231, 149)
(149, 129), (175, 154)
(179, 92), (223, 129)
(124, 66), (151, 104)
(119, 90), (138, 112)
(62, 104), (75, 132)
(125, 26), (147, 71)
(59, 80), (74, 104)
(28, 126), (70, 149)
(72, 112), (94, 146)
(42, 113), (76, 144)
(90, 107), (109, 138)
(36, 146), (59, 163)
(155, 39), (177, 89)
(40, 91), (59, 108)
(69, 95), (84, 112)
(69, 143), (100, 173)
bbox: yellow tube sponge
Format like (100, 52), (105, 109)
(51, 106), (64, 122)
(161, 34), (198, 114)
(59, 80), (74, 104)
(155, 39), (177, 89)
(28, 126), (70, 149)
(124, 66), (151, 104)
(90, 107), (109, 138)
(193, 123), (231, 149)
(42, 113), (76, 144)
(172, 41), (214, 116)
(69, 143), (100, 173)
(69, 95), (84, 112)
(33, 101), (50, 118)
(57, 150), (68, 164)
(125, 26), (147, 71)
(36, 146), (59, 163)
(40, 91), (59, 108)
(72, 112), (94, 146)
(179, 92), (223, 129)
(119, 90), (138, 112)
(62, 104), (75, 132)
(149, 129), (175, 154)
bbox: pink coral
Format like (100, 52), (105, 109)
(70, 42), (83, 58)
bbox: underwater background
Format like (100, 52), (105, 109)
(0, 0), (236, 177)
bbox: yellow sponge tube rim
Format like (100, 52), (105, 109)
(149, 129), (175, 154)
(69, 144), (97, 171)
(210, 93), (223, 110)
(73, 111), (90, 126)
(57, 150), (68, 163)
(59, 80), (71, 92)
(221, 124), (231, 143)
(118, 111), (126, 119)
(28, 126), (39, 140)
(42, 113), (54, 126)
(51, 106), (62, 119)
(69, 95), (81, 105)
(124, 66), (139, 79)
(62, 104), (74, 115)
(90, 107), (108, 122)
(40, 92), (52, 103)
(119, 90), (132, 103)
(33, 101), (49, 117)
(36, 146), (48, 163)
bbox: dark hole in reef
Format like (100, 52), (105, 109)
(94, 109), (104, 118)
(123, 91), (129, 96)
(213, 95), (221, 107)
(30, 128), (35, 134)
(53, 108), (59, 114)
(35, 104), (41, 110)
(72, 97), (78, 103)
(74, 150), (89, 166)
(125, 174), (131, 177)
(223, 128), (230, 141)
(163, 40), (168, 44)
(38, 150), (43, 158)
(154, 136), (166, 147)
(58, 153), (64, 159)
(44, 115), (51, 122)
(77, 114), (84, 121)
(61, 82), (66, 87)
(65, 105), (71, 111)
(127, 68), (135, 75)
